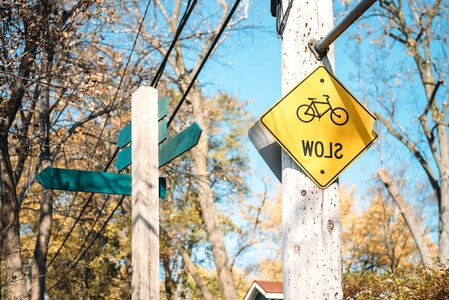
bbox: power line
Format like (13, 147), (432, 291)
(151, 0), (197, 87)
(45, 194), (126, 293)
(46, 146), (119, 270)
(46, 0), (242, 286)
(45, 0), (153, 267)
(92, 0), (153, 153)
(167, 0), (242, 127)
(276, 0), (294, 37)
(45, 0), (199, 271)
(70, 193), (111, 263)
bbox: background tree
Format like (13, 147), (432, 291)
(123, 1), (251, 299)
(254, 184), (433, 280)
(343, 0), (449, 265)
(1, 0), (268, 299)
(339, 185), (432, 272)
(0, 1), (130, 298)
(158, 92), (256, 299)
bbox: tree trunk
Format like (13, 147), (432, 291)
(415, 57), (449, 266)
(0, 143), (27, 299)
(172, 239), (214, 300)
(191, 88), (237, 300)
(280, 0), (342, 298)
(437, 124), (449, 265)
(31, 46), (54, 300)
(30, 188), (52, 300)
(0, 7), (37, 299)
(377, 168), (433, 268)
(161, 213), (214, 300)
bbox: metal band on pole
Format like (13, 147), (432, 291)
(310, 0), (377, 60)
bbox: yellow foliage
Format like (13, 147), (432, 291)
(254, 184), (432, 283)
(340, 185), (424, 272)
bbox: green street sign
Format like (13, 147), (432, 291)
(115, 147), (132, 172)
(36, 167), (166, 197)
(117, 97), (168, 148)
(35, 96), (203, 198)
(117, 119), (168, 148)
(115, 122), (202, 172)
(157, 96), (168, 120)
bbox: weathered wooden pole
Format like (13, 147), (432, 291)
(280, 0), (342, 298)
(131, 86), (159, 299)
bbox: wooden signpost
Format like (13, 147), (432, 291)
(131, 86), (159, 299)
(35, 86), (203, 300)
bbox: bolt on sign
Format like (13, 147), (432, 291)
(260, 66), (377, 188)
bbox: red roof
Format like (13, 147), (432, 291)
(254, 280), (283, 293)
(243, 280), (284, 300)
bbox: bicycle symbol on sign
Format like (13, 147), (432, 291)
(296, 94), (349, 126)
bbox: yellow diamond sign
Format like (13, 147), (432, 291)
(260, 66), (377, 188)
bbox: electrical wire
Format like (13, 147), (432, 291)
(45, 0), (199, 273)
(151, 0), (197, 88)
(92, 0), (153, 153)
(70, 193), (112, 262)
(167, 0), (242, 127)
(45, 0), (242, 289)
(46, 146), (119, 270)
(45, 195), (126, 293)
(276, 0), (294, 37)
(46, 0), (152, 267)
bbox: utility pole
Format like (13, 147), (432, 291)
(280, 0), (342, 298)
(131, 86), (159, 299)
(249, 0), (377, 298)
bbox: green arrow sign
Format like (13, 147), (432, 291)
(117, 96), (168, 148)
(115, 122), (202, 172)
(117, 119), (168, 148)
(36, 167), (166, 198)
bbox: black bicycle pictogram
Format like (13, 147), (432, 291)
(296, 94), (349, 126)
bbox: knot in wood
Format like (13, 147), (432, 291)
(294, 244), (301, 253)
(327, 219), (335, 232)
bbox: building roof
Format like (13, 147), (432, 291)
(255, 281), (283, 294)
(243, 280), (283, 300)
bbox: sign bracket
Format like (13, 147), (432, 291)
(308, 0), (377, 60)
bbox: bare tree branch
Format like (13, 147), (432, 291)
(377, 113), (441, 198)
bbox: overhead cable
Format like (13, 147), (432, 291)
(92, 0), (153, 153)
(167, 0), (242, 127)
(151, 0), (197, 87)
(45, 0), (198, 272)
(45, 195), (126, 293)
(46, 147), (119, 270)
